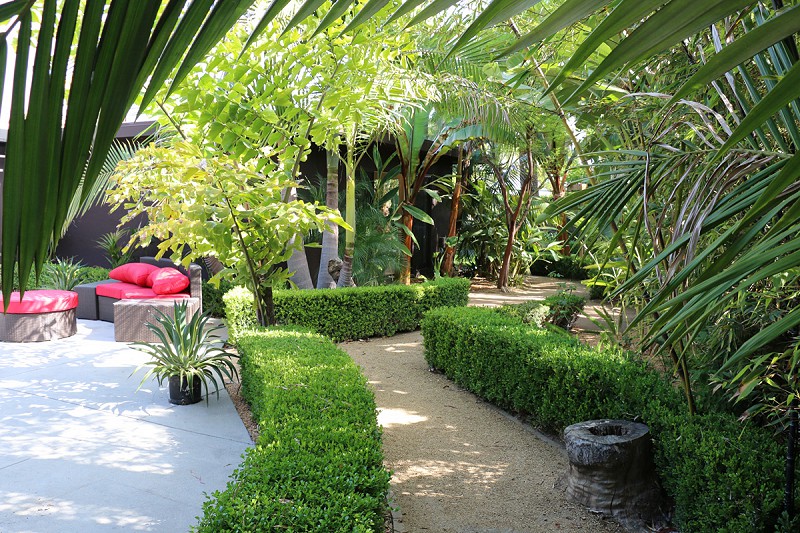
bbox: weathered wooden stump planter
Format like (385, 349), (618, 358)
(564, 419), (662, 527)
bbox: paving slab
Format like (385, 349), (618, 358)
(0, 319), (251, 533)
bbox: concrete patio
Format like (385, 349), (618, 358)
(0, 319), (251, 532)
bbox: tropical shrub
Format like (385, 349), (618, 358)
(195, 328), (390, 532)
(543, 291), (585, 330)
(41, 257), (88, 290)
(131, 302), (239, 404)
(420, 307), (788, 532)
(96, 229), (134, 269)
(224, 277), (470, 343)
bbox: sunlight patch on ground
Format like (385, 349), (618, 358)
(0, 491), (156, 530)
(377, 407), (428, 428)
(391, 459), (509, 495)
(381, 342), (421, 354)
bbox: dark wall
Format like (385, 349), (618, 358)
(54, 122), (158, 267)
(56, 204), (160, 267)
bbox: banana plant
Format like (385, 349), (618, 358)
(391, 106), (484, 283)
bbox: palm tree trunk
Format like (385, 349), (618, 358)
(400, 208), (414, 284)
(337, 147), (356, 287)
(285, 186), (314, 289)
(317, 149), (340, 288)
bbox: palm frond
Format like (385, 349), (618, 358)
(2, 1), (259, 297)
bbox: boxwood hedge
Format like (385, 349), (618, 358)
(224, 277), (471, 343)
(421, 306), (786, 532)
(194, 328), (390, 532)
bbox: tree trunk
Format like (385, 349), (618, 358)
(400, 208), (414, 284)
(285, 187), (314, 289)
(441, 148), (466, 277)
(337, 149), (356, 287)
(497, 225), (517, 291)
(287, 237), (313, 288)
(317, 149), (340, 289)
(564, 420), (662, 527)
(255, 286), (276, 327)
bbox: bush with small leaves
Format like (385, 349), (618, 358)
(202, 279), (233, 318)
(496, 300), (549, 328)
(421, 306), (786, 532)
(544, 290), (585, 330)
(78, 266), (111, 284)
(222, 286), (259, 343)
(223, 277), (470, 343)
(195, 328), (390, 532)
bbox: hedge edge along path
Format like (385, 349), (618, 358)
(194, 328), (391, 532)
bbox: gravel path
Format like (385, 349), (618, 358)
(341, 330), (624, 533)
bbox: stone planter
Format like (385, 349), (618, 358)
(563, 419), (662, 527)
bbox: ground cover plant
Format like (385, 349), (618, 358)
(194, 327), (390, 532)
(223, 277), (470, 342)
(421, 306), (791, 532)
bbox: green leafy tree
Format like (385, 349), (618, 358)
(107, 141), (342, 326)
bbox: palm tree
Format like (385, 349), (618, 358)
(10, 1), (799, 351)
(267, 0), (800, 404)
(316, 149), (341, 288)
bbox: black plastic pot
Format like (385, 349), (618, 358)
(168, 375), (203, 405)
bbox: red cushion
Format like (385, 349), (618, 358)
(149, 267), (190, 295)
(96, 282), (158, 299)
(109, 263), (159, 286)
(0, 290), (78, 314)
(152, 294), (190, 300)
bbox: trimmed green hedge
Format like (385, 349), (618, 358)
(195, 328), (390, 532)
(223, 277), (471, 343)
(78, 266), (111, 284)
(421, 306), (785, 532)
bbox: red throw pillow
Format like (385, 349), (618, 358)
(149, 267), (190, 295)
(109, 263), (159, 286)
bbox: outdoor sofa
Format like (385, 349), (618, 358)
(75, 256), (203, 322)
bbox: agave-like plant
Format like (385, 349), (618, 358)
(41, 257), (88, 291)
(132, 301), (239, 405)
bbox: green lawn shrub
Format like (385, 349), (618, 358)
(223, 277), (470, 343)
(195, 327), (390, 532)
(421, 306), (785, 532)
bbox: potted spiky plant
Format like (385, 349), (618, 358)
(132, 301), (239, 405)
